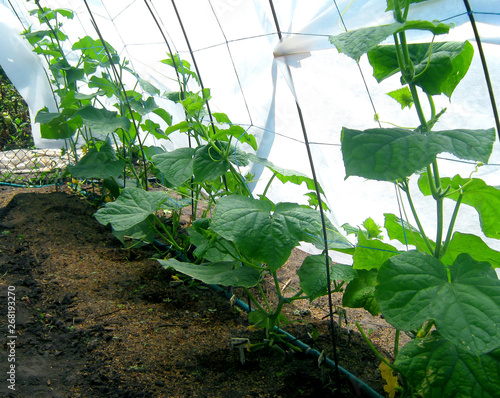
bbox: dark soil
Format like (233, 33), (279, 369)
(0, 185), (398, 397)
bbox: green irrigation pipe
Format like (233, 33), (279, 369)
(0, 181), (59, 188)
(210, 284), (384, 398)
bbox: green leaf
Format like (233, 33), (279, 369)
(211, 196), (329, 272)
(95, 187), (187, 231)
(75, 105), (131, 135)
(362, 218), (383, 239)
(112, 215), (157, 247)
(88, 75), (118, 97)
(214, 125), (258, 151)
(213, 112), (231, 124)
(35, 108), (62, 124)
(35, 108), (77, 139)
(247, 153), (319, 191)
(353, 233), (399, 270)
(341, 127), (495, 181)
(189, 219), (239, 263)
(386, 0), (431, 11)
(165, 121), (189, 134)
(442, 232), (500, 268)
(193, 144), (230, 182)
(65, 67), (85, 85)
(387, 87), (413, 109)
(152, 147), (195, 187)
(369, 42), (473, 98)
(74, 90), (107, 100)
(153, 108), (172, 126)
(413, 41), (474, 98)
(297, 255), (357, 301)
(376, 251), (449, 330)
(395, 334), (500, 398)
(376, 251), (500, 355)
(419, 174), (500, 239)
(67, 141), (125, 179)
(329, 21), (450, 61)
(129, 95), (159, 116)
(161, 54), (200, 85)
(158, 258), (260, 288)
(384, 213), (434, 253)
(73, 36), (118, 66)
(343, 269), (380, 316)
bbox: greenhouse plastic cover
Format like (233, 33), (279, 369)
(1, 0), (500, 267)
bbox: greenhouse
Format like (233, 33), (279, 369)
(0, 0), (499, 396)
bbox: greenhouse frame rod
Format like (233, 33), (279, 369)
(82, 0), (150, 190)
(463, 0), (500, 139)
(143, 0), (197, 214)
(170, 0), (229, 192)
(170, 0), (217, 138)
(142, 0), (185, 102)
(7, 0), (25, 29)
(267, 0), (340, 382)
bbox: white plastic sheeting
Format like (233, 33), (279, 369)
(1, 0), (500, 266)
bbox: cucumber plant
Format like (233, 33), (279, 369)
(23, 1), (172, 191)
(329, 0), (500, 396)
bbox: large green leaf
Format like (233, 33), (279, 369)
(368, 42), (474, 98)
(376, 251), (452, 330)
(384, 213), (434, 253)
(211, 195), (329, 272)
(329, 20), (450, 61)
(75, 105), (131, 135)
(376, 251), (500, 355)
(297, 255), (357, 301)
(35, 108), (77, 139)
(67, 141), (124, 179)
(158, 258), (260, 288)
(112, 215), (157, 247)
(152, 147), (195, 187)
(441, 232), (500, 269)
(395, 333), (500, 398)
(95, 187), (187, 231)
(343, 269), (380, 316)
(341, 127), (495, 181)
(419, 174), (500, 239)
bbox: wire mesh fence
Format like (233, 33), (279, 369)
(0, 148), (71, 186)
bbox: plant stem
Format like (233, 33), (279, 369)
(394, 329), (400, 358)
(261, 173), (276, 199)
(441, 193), (463, 256)
(243, 287), (266, 314)
(356, 322), (400, 372)
(401, 180), (434, 253)
(431, 161), (444, 258)
(257, 282), (271, 312)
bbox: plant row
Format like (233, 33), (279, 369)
(24, 1), (500, 397)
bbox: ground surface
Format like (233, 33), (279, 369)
(0, 185), (402, 397)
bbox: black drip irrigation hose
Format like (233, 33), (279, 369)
(210, 284), (384, 398)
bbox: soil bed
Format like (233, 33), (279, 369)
(0, 185), (399, 397)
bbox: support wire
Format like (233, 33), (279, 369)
(267, 0), (341, 382)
